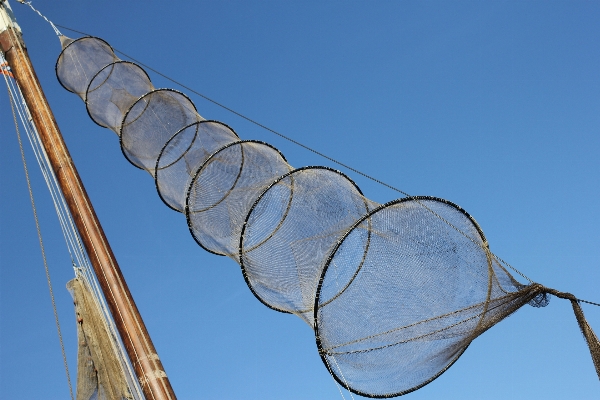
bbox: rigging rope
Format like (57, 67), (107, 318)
(1, 12), (145, 397)
(4, 63), (144, 400)
(5, 78), (75, 400)
(19, 1), (61, 36)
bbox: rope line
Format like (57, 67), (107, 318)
(21, 1), (62, 36)
(578, 299), (600, 307)
(5, 80), (75, 400)
(2, 14), (146, 398)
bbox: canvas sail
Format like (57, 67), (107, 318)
(68, 277), (133, 400)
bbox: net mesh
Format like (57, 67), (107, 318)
(240, 166), (376, 325)
(86, 61), (153, 132)
(156, 121), (239, 212)
(56, 35), (600, 397)
(187, 140), (292, 260)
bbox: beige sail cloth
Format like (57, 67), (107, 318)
(67, 278), (133, 400)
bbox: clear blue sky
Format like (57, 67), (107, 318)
(1, 1), (599, 399)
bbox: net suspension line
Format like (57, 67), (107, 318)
(18, 0), (61, 36)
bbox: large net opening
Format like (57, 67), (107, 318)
(315, 197), (542, 397)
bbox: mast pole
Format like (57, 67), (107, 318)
(0, 3), (177, 399)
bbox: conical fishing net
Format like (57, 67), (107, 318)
(56, 36), (600, 397)
(68, 277), (133, 400)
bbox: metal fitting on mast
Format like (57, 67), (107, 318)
(0, 0), (24, 53)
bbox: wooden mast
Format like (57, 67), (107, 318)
(0, 2), (176, 399)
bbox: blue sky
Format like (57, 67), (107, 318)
(1, 1), (599, 399)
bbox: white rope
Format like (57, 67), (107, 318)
(327, 352), (356, 400)
(20, 1), (62, 36)
(17, 76), (146, 400)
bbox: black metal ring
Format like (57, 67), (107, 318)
(313, 195), (486, 398)
(185, 140), (288, 257)
(55, 36), (117, 95)
(84, 60), (152, 130)
(119, 88), (199, 171)
(238, 165), (368, 314)
(154, 120), (240, 212)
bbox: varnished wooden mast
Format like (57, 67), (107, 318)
(0, 2), (176, 399)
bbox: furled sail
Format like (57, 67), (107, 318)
(68, 277), (133, 400)
(56, 36), (600, 397)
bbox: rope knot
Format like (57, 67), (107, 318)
(541, 286), (578, 301)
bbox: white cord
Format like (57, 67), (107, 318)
(21, 1), (62, 36)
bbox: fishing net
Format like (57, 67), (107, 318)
(56, 36), (117, 100)
(68, 277), (133, 400)
(56, 35), (600, 397)
(86, 61), (152, 132)
(121, 89), (201, 173)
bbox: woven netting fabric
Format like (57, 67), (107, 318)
(86, 61), (153, 132)
(56, 36), (600, 398)
(121, 89), (201, 173)
(56, 36), (118, 100)
(67, 278), (133, 400)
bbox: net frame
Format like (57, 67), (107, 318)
(185, 139), (289, 257)
(119, 87), (200, 172)
(55, 36), (117, 98)
(313, 196), (495, 398)
(154, 120), (240, 212)
(84, 60), (152, 132)
(238, 165), (372, 317)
